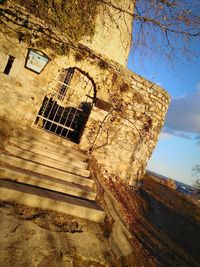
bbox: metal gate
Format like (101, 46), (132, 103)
(35, 67), (95, 143)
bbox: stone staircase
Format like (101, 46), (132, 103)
(0, 127), (105, 222)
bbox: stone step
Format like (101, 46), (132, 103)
(14, 126), (80, 150)
(5, 144), (90, 177)
(0, 167), (96, 201)
(10, 138), (88, 169)
(12, 129), (88, 161)
(9, 137), (87, 165)
(0, 180), (105, 222)
(0, 154), (94, 188)
(10, 137), (88, 169)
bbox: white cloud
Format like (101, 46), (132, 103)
(164, 86), (200, 139)
(159, 132), (173, 140)
(155, 82), (162, 86)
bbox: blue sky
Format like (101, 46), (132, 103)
(128, 41), (200, 185)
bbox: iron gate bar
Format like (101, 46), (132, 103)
(53, 80), (72, 89)
(37, 115), (76, 132)
(58, 67), (74, 99)
(54, 106), (66, 133)
(67, 108), (79, 134)
(60, 107), (73, 136)
(86, 94), (95, 99)
(43, 99), (56, 129)
(60, 108), (81, 138)
(49, 104), (60, 132)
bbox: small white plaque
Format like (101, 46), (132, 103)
(25, 49), (49, 74)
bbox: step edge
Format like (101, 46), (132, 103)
(0, 165), (93, 191)
(11, 133), (88, 159)
(0, 167), (96, 200)
(1, 153), (93, 183)
(0, 181), (105, 222)
(9, 142), (88, 168)
(0, 162), (94, 189)
(9, 137), (89, 162)
(5, 145), (90, 176)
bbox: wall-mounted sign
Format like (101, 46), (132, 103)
(95, 99), (112, 112)
(25, 49), (50, 74)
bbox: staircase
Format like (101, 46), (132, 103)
(0, 127), (105, 223)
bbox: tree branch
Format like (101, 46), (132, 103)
(98, 0), (200, 37)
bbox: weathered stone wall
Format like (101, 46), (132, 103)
(0, 29), (170, 185)
(81, 68), (170, 185)
(4, 0), (134, 66)
(0, 0), (170, 186)
(81, 0), (135, 66)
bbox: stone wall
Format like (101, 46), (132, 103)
(0, 1), (170, 186)
(81, 67), (170, 185)
(81, 0), (135, 66)
(4, 0), (134, 66)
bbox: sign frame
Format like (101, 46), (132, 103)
(25, 48), (50, 74)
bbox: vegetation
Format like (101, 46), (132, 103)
(192, 135), (200, 189)
(0, 0), (98, 55)
(14, 0), (97, 42)
(192, 165), (200, 189)
(134, 1), (200, 59)
(0, 0), (200, 59)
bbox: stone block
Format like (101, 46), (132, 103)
(0, 53), (9, 72)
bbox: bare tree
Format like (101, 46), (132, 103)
(192, 165), (200, 189)
(192, 135), (200, 189)
(133, 0), (200, 61)
(100, 0), (200, 60)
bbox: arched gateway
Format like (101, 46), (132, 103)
(35, 68), (96, 143)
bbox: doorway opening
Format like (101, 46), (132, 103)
(35, 67), (96, 143)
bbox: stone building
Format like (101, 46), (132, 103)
(0, 0), (170, 188)
(2, 3), (200, 267)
